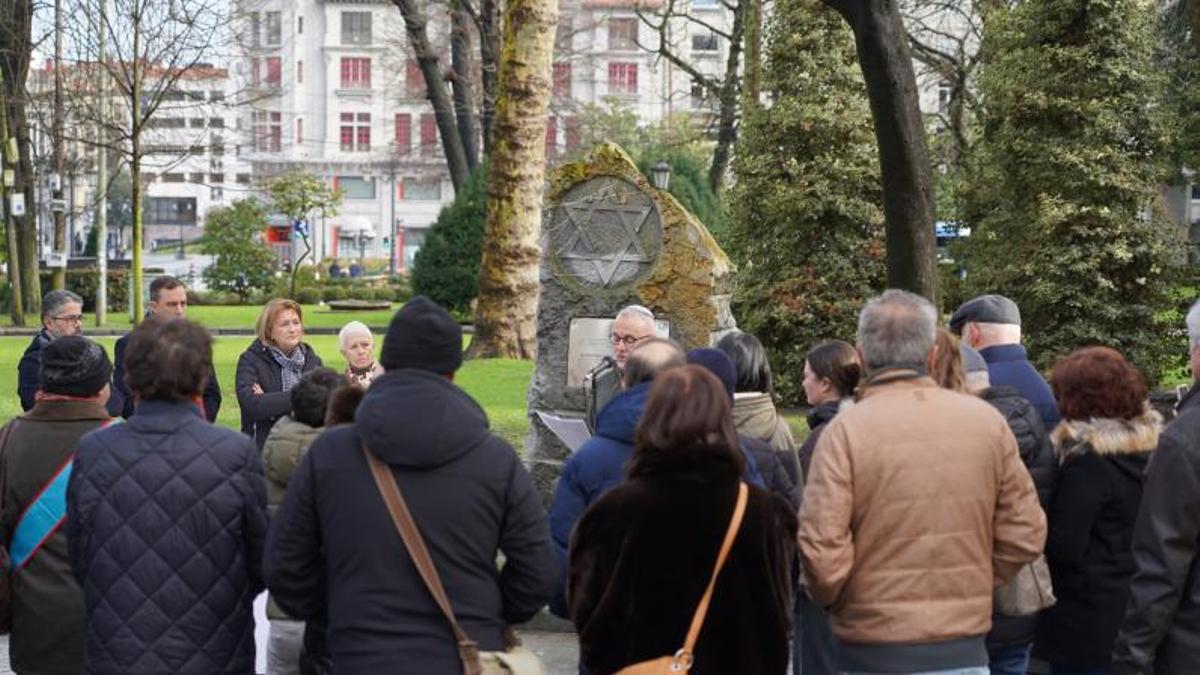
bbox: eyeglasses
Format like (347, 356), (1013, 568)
(51, 314), (83, 324)
(610, 332), (651, 347)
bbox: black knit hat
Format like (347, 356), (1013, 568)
(380, 296), (463, 375)
(40, 335), (112, 397)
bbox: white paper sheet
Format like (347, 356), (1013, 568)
(536, 412), (593, 453)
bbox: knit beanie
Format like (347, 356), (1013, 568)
(40, 335), (112, 397)
(686, 348), (737, 399)
(380, 296), (463, 375)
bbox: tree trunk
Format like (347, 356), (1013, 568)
(743, 0), (763, 109)
(479, 0), (501, 155)
(50, 0), (65, 290)
(450, 0), (480, 169)
(130, 44), (144, 322)
(1, 0), (38, 319)
(824, 0), (938, 300)
(0, 70), (24, 326)
(393, 0), (471, 191)
(468, 0), (558, 359)
(708, 0), (748, 194)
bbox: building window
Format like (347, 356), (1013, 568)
(210, 117), (225, 128)
(420, 113), (438, 155)
(297, 60), (303, 84)
(265, 11), (281, 46)
(210, 173), (226, 184)
(250, 58), (260, 87)
(338, 176), (376, 199)
(690, 80), (707, 109)
(546, 116), (558, 157)
(395, 114), (411, 154)
(247, 12), (260, 48)
(147, 197), (197, 225)
(565, 116), (581, 149)
(692, 32), (718, 51)
(253, 111), (282, 152)
(210, 90), (224, 101)
(406, 59), (425, 97)
(403, 178), (441, 201)
(266, 57), (282, 87)
(296, 118), (303, 144)
(340, 112), (371, 152)
(608, 62), (638, 95)
(342, 11), (372, 46)
(553, 63), (571, 98)
(340, 57), (371, 89)
(297, 16), (303, 34)
(608, 18), (637, 51)
(937, 81), (952, 114)
(211, 187), (224, 201)
(161, 173), (185, 183)
(236, 173), (251, 185)
(555, 17), (574, 52)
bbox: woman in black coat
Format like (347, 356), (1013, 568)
(236, 298), (323, 449)
(568, 365), (796, 675)
(1035, 347), (1161, 675)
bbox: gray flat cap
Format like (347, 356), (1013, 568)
(960, 343), (988, 373)
(949, 294), (1021, 334)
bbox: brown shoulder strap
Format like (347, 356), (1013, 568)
(362, 445), (483, 675)
(674, 482), (748, 670)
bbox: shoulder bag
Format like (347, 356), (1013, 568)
(362, 446), (546, 675)
(617, 481), (749, 675)
(995, 554), (1056, 616)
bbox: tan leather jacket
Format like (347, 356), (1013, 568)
(798, 371), (1046, 645)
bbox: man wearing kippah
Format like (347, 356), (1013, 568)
(950, 294), (1061, 431)
(0, 335), (115, 675)
(265, 296), (556, 672)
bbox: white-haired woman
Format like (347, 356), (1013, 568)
(339, 321), (383, 388)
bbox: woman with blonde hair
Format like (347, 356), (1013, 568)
(236, 298), (323, 449)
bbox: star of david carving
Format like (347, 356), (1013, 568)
(555, 193), (654, 288)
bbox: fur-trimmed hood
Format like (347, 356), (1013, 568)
(1051, 409), (1162, 464)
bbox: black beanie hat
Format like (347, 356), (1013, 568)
(40, 335), (112, 397)
(380, 296), (463, 375)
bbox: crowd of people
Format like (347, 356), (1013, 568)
(1, 277), (1198, 675)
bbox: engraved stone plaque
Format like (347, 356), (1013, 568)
(566, 317), (671, 387)
(547, 176), (663, 289)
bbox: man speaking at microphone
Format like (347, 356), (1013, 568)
(583, 305), (658, 431)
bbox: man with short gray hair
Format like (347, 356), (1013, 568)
(1112, 299), (1200, 674)
(584, 304), (658, 430)
(799, 290), (1046, 675)
(18, 289), (85, 411)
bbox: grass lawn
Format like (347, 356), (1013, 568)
(0, 304), (403, 331)
(0, 334), (535, 448)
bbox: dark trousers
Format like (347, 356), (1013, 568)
(795, 592), (839, 674)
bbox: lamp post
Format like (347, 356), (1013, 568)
(651, 161), (671, 191)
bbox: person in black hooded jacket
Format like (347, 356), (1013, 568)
(264, 296), (556, 673)
(962, 344), (1058, 674)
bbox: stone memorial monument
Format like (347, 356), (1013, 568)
(526, 142), (738, 499)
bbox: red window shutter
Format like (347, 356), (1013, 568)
(266, 57), (281, 86)
(340, 58), (351, 88)
(607, 63), (619, 93)
(545, 116), (557, 155)
(553, 63), (571, 98)
(362, 59), (371, 88)
(565, 116), (580, 149)
(406, 59), (424, 96)
(297, 60), (303, 84)
(340, 125), (353, 151)
(628, 64), (637, 92)
(421, 114), (437, 147)
(395, 114), (411, 153)
(357, 123), (370, 151)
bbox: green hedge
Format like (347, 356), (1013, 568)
(39, 268), (130, 313)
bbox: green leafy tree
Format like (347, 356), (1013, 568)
(960, 0), (1177, 381)
(201, 199), (276, 302)
(1160, 0), (1200, 174)
(411, 164), (488, 317)
(728, 0), (885, 403)
(267, 170), (342, 297)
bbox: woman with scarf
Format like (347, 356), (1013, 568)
(236, 298), (324, 449)
(337, 320), (384, 388)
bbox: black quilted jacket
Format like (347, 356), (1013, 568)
(66, 400), (269, 674)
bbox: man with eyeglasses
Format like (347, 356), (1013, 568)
(18, 289), (85, 411)
(584, 305), (657, 431)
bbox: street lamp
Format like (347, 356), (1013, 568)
(651, 161), (671, 191)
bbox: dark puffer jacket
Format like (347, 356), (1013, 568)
(569, 445), (797, 675)
(1, 399), (113, 675)
(797, 400), (847, 481)
(979, 343), (1061, 433)
(264, 369), (556, 673)
(235, 340), (323, 449)
(1112, 402), (1200, 675)
(16, 330), (52, 412)
(979, 386), (1058, 649)
(66, 400), (268, 674)
(1035, 411), (1160, 669)
(108, 332), (222, 422)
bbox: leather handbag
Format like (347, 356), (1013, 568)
(616, 482), (749, 675)
(362, 446), (546, 675)
(995, 554), (1056, 617)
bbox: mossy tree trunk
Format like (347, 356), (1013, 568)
(467, 0), (557, 359)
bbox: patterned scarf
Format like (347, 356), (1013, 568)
(268, 344), (307, 392)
